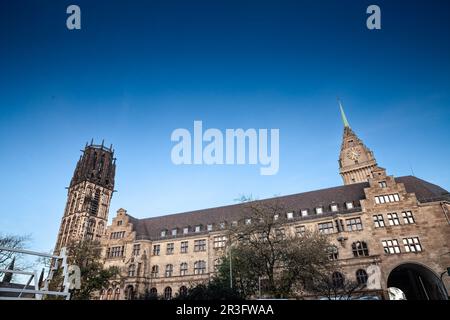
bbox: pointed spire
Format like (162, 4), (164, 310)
(338, 98), (350, 128)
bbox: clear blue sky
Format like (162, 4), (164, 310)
(1, 0), (449, 253)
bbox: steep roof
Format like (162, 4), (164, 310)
(128, 176), (449, 240)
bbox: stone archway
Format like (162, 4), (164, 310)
(387, 263), (448, 300)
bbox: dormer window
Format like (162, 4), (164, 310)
(183, 227), (189, 234)
(219, 222), (226, 229)
(331, 204), (338, 212)
(207, 224), (213, 231)
(301, 209), (308, 217)
(273, 214), (279, 221)
(316, 207), (323, 214)
(245, 218), (251, 225)
(161, 230), (167, 237)
(346, 202), (354, 209)
(287, 212), (294, 219)
(171, 228), (177, 236)
(232, 221), (238, 227)
(195, 225), (201, 233)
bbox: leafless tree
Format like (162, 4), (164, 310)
(225, 197), (336, 298)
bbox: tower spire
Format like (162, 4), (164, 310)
(338, 98), (350, 128)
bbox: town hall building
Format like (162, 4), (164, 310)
(54, 106), (450, 300)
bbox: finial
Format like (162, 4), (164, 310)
(337, 97), (350, 128)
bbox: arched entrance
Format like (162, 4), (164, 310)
(387, 263), (448, 300)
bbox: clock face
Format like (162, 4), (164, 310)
(347, 147), (361, 160)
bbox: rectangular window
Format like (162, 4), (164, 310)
(194, 239), (206, 252)
(219, 222), (226, 229)
(153, 244), (160, 256)
(316, 207), (323, 214)
(213, 236), (227, 248)
(373, 214), (385, 228)
(295, 225), (306, 236)
(331, 204), (338, 212)
(346, 202), (354, 209)
(379, 181), (387, 188)
(335, 219), (345, 232)
(382, 239), (401, 254)
(161, 230), (167, 237)
(108, 246), (124, 258)
(183, 227), (189, 234)
(181, 241), (188, 253)
(318, 222), (334, 234)
(275, 228), (285, 240)
(387, 213), (400, 226)
(273, 214), (279, 221)
(301, 209), (308, 217)
(110, 231), (125, 239)
(346, 217), (363, 231)
(287, 212), (294, 219)
(171, 228), (177, 236)
(207, 224), (213, 231)
(403, 237), (422, 253)
(117, 220), (123, 226)
(375, 194), (400, 204)
(402, 211), (415, 224)
(166, 243), (174, 255)
(195, 225), (201, 233)
(133, 244), (140, 256)
(245, 218), (251, 225)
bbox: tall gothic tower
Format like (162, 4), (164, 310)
(55, 140), (116, 253)
(338, 102), (379, 185)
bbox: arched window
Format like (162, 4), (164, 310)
(164, 287), (172, 300)
(125, 285), (134, 300)
(106, 288), (113, 300)
(194, 260), (206, 275)
(352, 241), (369, 257)
(99, 289), (105, 300)
(332, 272), (345, 288)
(180, 263), (188, 276)
(150, 287), (158, 297)
(179, 286), (188, 296)
(327, 246), (339, 260)
(128, 264), (136, 277)
(165, 264), (173, 277)
(356, 269), (368, 285)
(114, 287), (120, 300)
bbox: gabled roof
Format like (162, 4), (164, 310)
(127, 176), (449, 240)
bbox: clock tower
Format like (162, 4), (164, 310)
(338, 101), (379, 185)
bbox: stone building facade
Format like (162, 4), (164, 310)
(54, 141), (116, 254)
(55, 109), (450, 300)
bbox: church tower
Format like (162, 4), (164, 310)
(338, 101), (379, 185)
(54, 140), (116, 253)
